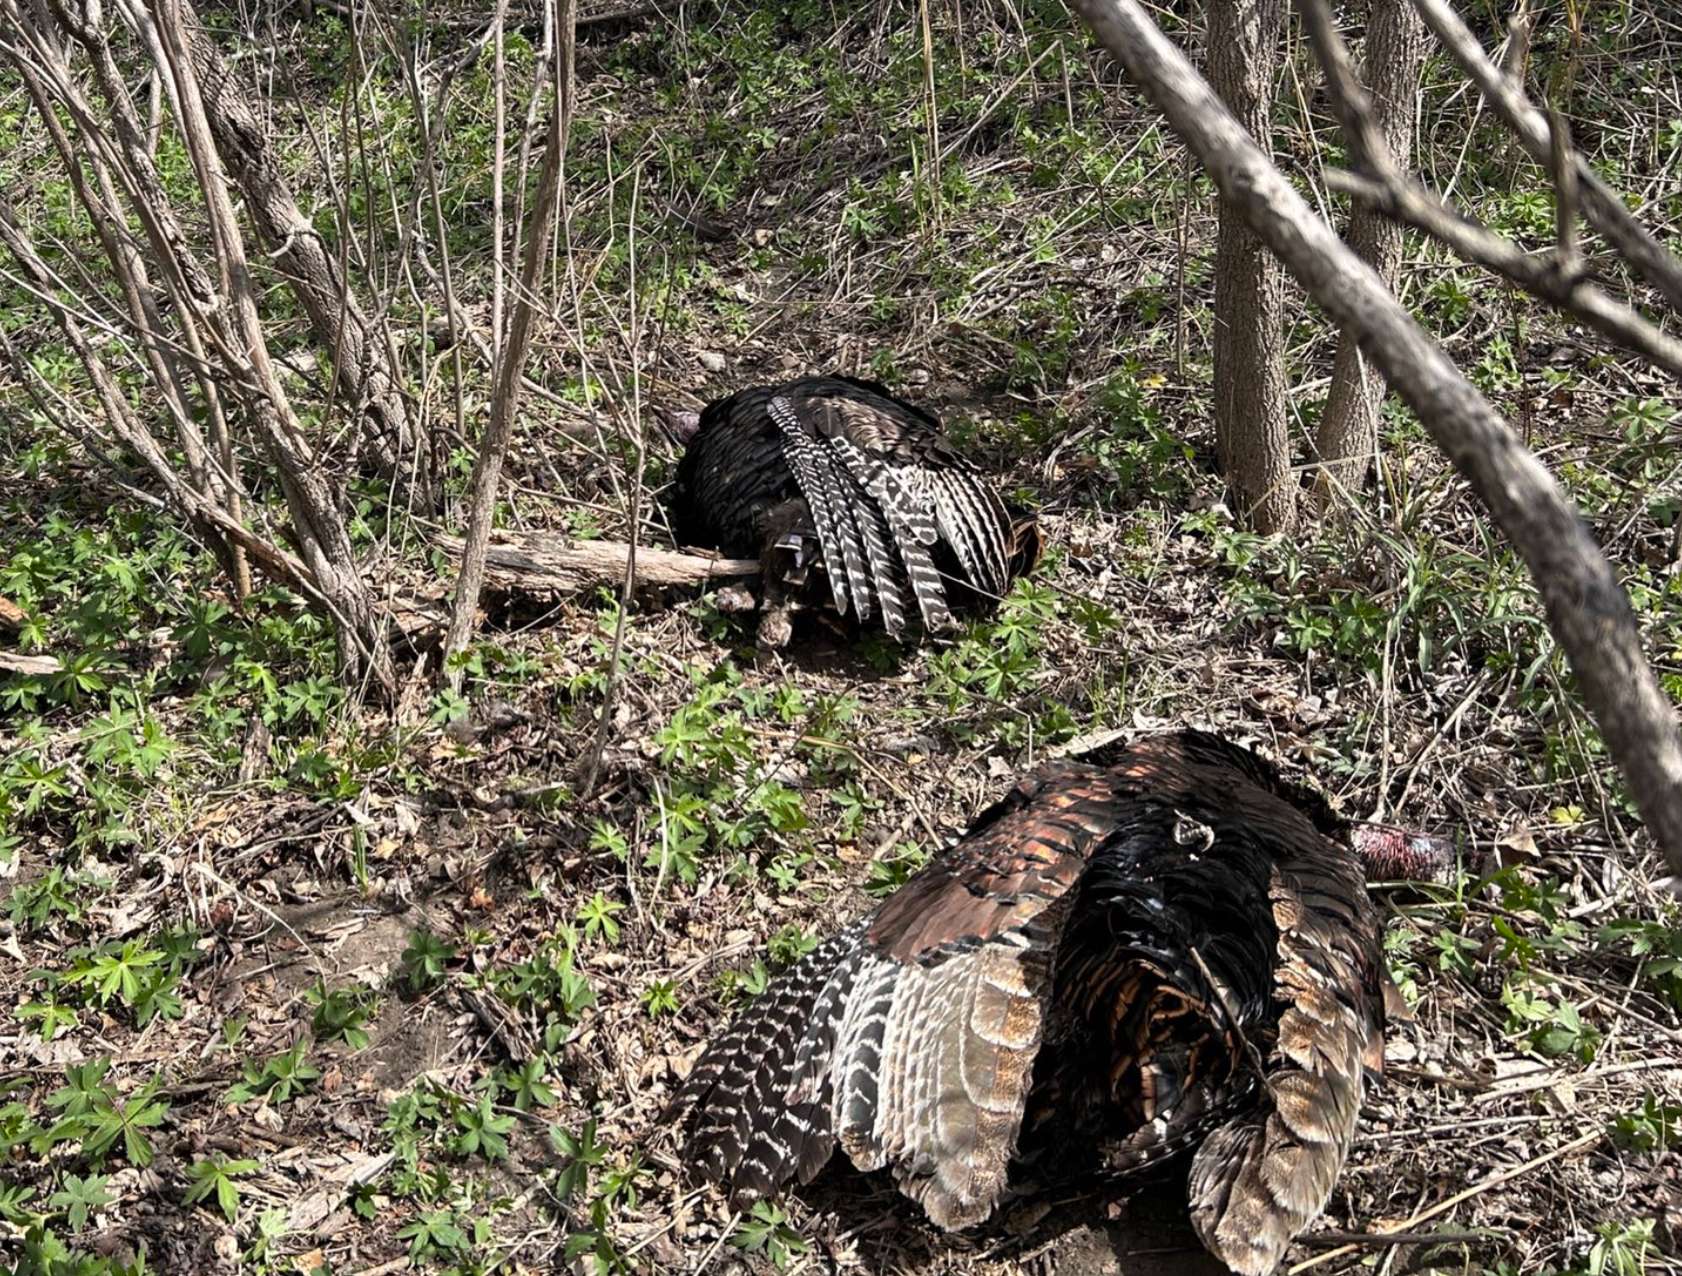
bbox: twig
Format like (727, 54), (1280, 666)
(1411, 0), (1682, 315)
(1321, 167), (1682, 382)
(580, 170), (646, 799)
(445, 0), (577, 675)
(1499, 9), (1532, 84)
(1470, 1055), (1682, 1107)
(1286, 1130), (1602, 1274)
(1303, 1229), (1491, 1248)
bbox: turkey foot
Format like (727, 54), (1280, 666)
(712, 585), (758, 613)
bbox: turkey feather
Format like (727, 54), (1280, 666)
(670, 729), (1400, 1274)
(669, 376), (1039, 641)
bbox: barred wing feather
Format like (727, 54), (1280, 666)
(669, 731), (1387, 1276)
(770, 382), (1016, 635)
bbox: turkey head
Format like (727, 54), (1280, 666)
(668, 729), (1433, 1275)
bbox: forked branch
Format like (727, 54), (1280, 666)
(1410, 0), (1682, 315)
(1299, 0), (1682, 384)
(1070, 0), (1682, 882)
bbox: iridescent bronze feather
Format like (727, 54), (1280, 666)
(668, 730), (1456, 1273)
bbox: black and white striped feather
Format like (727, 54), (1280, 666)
(668, 376), (1033, 639)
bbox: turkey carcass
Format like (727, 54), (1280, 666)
(669, 729), (1456, 1274)
(667, 375), (1041, 645)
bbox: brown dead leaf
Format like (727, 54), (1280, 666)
(1497, 826), (1539, 868)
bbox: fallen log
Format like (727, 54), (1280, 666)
(432, 534), (760, 595)
(0, 651), (61, 675)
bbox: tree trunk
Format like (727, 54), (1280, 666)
(1207, 0), (1295, 534)
(1313, 0), (1425, 504)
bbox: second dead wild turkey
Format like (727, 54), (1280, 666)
(667, 729), (1458, 1275)
(666, 374), (1042, 646)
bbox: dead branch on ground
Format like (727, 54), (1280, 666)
(432, 534), (758, 596)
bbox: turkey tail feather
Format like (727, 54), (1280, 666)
(817, 461), (877, 624)
(828, 433), (953, 631)
(673, 925), (867, 1199)
(897, 534), (954, 631)
(1187, 857), (1378, 1276)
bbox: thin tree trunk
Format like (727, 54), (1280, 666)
(443, 0), (577, 673)
(1207, 0), (1295, 534)
(1313, 0), (1425, 504)
(114, 0), (422, 485)
(148, 0), (393, 692)
(1071, 0), (1682, 883)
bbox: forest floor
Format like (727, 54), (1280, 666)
(3, 2), (1682, 1274)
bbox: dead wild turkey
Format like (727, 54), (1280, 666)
(666, 375), (1041, 644)
(669, 730), (1456, 1274)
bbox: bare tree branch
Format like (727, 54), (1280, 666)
(1301, 0), (1682, 385)
(114, 0), (424, 483)
(443, 0), (577, 674)
(1546, 107), (1579, 276)
(149, 0), (394, 692)
(1070, 0), (1682, 883)
(1411, 0), (1682, 316)
(2, 28), (253, 597)
(0, 202), (326, 599)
